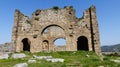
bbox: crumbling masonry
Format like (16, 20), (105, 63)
(12, 6), (101, 54)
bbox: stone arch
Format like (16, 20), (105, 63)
(21, 38), (31, 51)
(77, 36), (88, 51)
(42, 40), (49, 51)
(41, 24), (65, 35)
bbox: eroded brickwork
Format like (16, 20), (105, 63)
(12, 6), (101, 55)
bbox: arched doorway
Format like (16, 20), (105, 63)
(22, 38), (30, 51)
(77, 36), (88, 51)
(42, 40), (49, 51)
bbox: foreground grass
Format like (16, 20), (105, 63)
(0, 51), (120, 67)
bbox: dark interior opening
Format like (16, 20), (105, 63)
(77, 36), (88, 51)
(22, 38), (30, 51)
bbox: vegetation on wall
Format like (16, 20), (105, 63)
(53, 6), (59, 10)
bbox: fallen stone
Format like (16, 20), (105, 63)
(28, 59), (36, 63)
(0, 54), (9, 59)
(86, 54), (90, 58)
(111, 59), (120, 63)
(13, 63), (28, 67)
(71, 52), (76, 54)
(46, 58), (64, 62)
(98, 66), (104, 67)
(33, 55), (52, 59)
(11, 53), (26, 59)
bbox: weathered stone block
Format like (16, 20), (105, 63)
(33, 55), (52, 59)
(28, 59), (36, 63)
(13, 63), (28, 67)
(46, 58), (64, 62)
(11, 53), (26, 59)
(0, 54), (9, 59)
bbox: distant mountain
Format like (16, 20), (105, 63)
(101, 44), (120, 52)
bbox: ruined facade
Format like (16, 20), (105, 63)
(12, 6), (101, 54)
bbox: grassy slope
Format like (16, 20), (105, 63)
(0, 51), (120, 67)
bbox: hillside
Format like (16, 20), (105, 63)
(101, 44), (120, 52)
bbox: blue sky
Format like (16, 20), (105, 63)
(0, 0), (120, 46)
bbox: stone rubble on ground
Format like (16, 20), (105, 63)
(33, 55), (64, 62)
(86, 54), (90, 58)
(28, 59), (36, 63)
(0, 54), (9, 59)
(111, 59), (120, 63)
(9, 54), (64, 67)
(33, 55), (52, 59)
(11, 53), (26, 59)
(13, 63), (28, 67)
(46, 58), (64, 62)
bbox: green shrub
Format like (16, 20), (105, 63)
(53, 6), (59, 10)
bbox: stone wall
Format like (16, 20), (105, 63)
(12, 6), (101, 55)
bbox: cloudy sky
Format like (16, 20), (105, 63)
(0, 0), (120, 46)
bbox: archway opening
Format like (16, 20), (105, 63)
(42, 40), (49, 51)
(77, 36), (88, 51)
(22, 38), (30, 51)
(54, 38), (66, 46)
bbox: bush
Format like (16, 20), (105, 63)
(53, 6), (59, 10)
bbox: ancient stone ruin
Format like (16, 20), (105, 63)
(0, 42), (15, 53)
(12, 6), (101, 54)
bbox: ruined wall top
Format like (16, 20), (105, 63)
(14, 6), (97, 23)
(15, 6), (76, 20)
(32, 6), (75, 17)
(12, 5), (97, 37)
